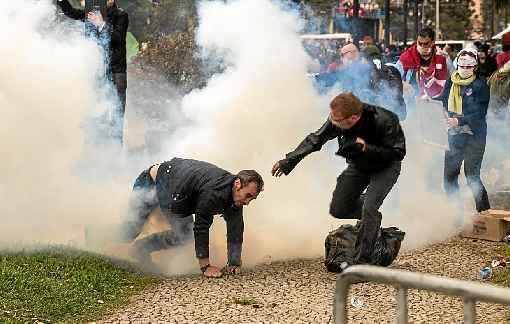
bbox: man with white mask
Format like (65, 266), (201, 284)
(440, 49), (491, 219)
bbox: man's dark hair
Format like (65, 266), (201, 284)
(418, 27), (435, 41)
(503, 44), (510, 52)
(236, 170), (264, 192)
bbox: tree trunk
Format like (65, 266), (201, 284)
(385, 0), (390, 48)
(414, 0), (419, 38)
(403, 0), (408, 47)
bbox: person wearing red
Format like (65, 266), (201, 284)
(396, 27), (449, 99)
(496, 32), (510, 69)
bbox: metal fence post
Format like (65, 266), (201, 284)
(396, 286), (408, 324)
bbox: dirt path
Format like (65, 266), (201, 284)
(98, 238), (509, 323)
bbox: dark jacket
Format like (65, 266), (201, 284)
(316, 60), (407, 121)
(477, 57), (498, 80)
(441, 77), (490, 138)
(155, 158), (243, 266)
(57, 0), (129, 74)
(280, 104), (406, 174)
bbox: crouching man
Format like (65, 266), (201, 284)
(272, 92), (406, 269)
(121, 157), (263, 278)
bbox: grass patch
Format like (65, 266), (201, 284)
(492, 244), (510, 321)
(492, 244), (510, 287)
(0, 246), (160, 323)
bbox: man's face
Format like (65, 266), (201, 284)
(478, 51), (486, 62)
(416, 36), (434, 59)
(340, 44), (359, 65)
(329, 108), (361, 130)
(107, 0), (115, 8)
(232, 180), (259, 207)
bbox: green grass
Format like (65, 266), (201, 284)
(0, 246), (160, 323)
(492, 244), (510, 321)
(492, 244), (510, 287)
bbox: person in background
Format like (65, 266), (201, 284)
(477, 44), (498, 80)
(440, 49), (491, 218)
(396, 27), (449, 99)
(57, 0), (129, 145)
(496, 33), (510, 69)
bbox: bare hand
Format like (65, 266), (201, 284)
(202, 265), (223, 278)
(355, 137), (366, 151)
(402, 81), (414, 96)
(447, 118), (459, 127)
(272, 161), (284, 177)
(223, 265), (241, 275)
(87, 12), (104, 27)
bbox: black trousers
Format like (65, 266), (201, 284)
(329, 162), (401, 264)
(121, 167), (194, 253)
(111, 73), (127, 145)
(444, 134), (490, 213)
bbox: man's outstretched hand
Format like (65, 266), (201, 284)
(272, 160), (284, 177)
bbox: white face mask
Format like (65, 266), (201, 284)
(458, 67), (474, 79)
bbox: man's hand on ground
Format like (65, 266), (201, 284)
(271, 161), (284, 177)
(202, 265), (223, 278)
(223, 265), (241, 275)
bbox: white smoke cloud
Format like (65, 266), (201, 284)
(0, 0), (128, 246)
(0, 0), (466, 275)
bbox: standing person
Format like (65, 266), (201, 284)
(121, 158), (264, 278)
(396, 27), (449, 99)
(441, 49), (491, 216)
(333, 43), (407, 120)
(57, 0), (129, 145)
(271, 92), (406, 268)
(496, 33), (510, 69)
(477, 44), (498, 80)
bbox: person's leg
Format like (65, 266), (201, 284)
(131, 213), (194, 255)
(354, 161), (401, 264)
(119, 168), (158, 242)
(443, 136), (466, 206)
(464, 136), (491, 213)
(111, 73), (127, 145)
(329, 164), (371, 219)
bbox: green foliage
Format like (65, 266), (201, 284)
(0, 247), (158, 323)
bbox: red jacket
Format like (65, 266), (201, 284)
(398, 44), (448, 98)
(496, 52), (510, 68)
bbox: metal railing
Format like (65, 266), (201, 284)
(334, 265), (510, 324)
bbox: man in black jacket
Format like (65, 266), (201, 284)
(122, 158), (264, 278)
(272, 92), (405, 267)
(57, 0), (129, 144)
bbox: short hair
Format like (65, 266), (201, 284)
(236, 170), (264, 192)
(418, 27), (435, 41)
(329, 92), (363, 117)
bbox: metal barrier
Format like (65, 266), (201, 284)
(334, 265), (510, 324)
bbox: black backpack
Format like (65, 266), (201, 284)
(324, 223), (405, 273)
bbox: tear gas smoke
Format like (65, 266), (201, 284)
(159, 0), (461, 269)
(1, 0), (471, 275)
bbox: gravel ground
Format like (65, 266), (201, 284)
(97, 238), (510, 323)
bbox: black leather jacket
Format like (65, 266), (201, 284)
(156, 158), (243, 266)
(280, 104), (406, 174)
